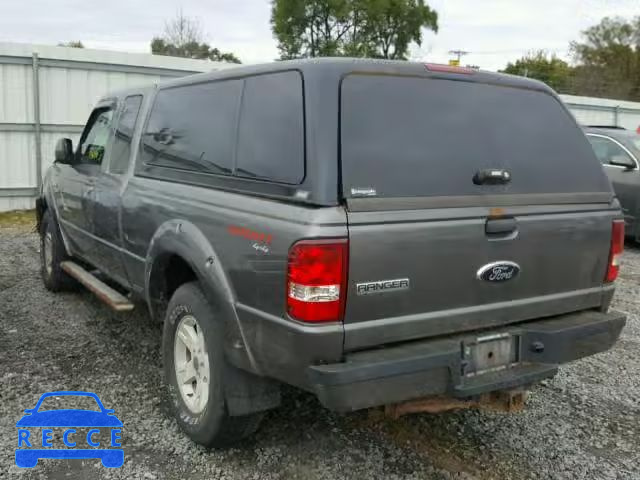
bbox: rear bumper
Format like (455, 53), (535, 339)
(308, 309), (626, 412)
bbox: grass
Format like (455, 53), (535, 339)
(0, 209), (36, 229)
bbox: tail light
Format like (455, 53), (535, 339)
(287, 239), (348, 323)
(605, 220), (624, 283)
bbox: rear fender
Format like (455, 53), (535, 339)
(145, 219), (259, 374)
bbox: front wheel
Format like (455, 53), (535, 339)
(162, 282), (263, 447)
(39, 210), (76, 292)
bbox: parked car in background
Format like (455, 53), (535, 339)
(36, 59), (626, 448)
(584, 126), (640, 240)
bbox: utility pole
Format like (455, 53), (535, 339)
(448, 49), (469, 66)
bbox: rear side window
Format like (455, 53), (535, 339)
(341, 75), (610, 198)
(110, 95), (142, 174)
(236, 71), (304, 184)
(141, 80), (242, 175)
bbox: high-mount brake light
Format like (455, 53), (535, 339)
(424, 63), (475, 74)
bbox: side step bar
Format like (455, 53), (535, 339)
(60, 261), (134, 312)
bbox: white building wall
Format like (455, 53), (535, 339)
(0, 196), (35, 211)
(0, 63), (34, 123)
(0, 42), (231, 212)
(560, 94), (640, 131)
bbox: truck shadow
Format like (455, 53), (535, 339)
(624, 238), (640, 251)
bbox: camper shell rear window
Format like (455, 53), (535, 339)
(340, 74), (611, 198)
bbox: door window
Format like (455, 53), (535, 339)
(587, 135), (636, 167)
(109, 96), (142, 174)
(78, 107), (114, 166)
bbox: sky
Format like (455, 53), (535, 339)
(0, 0), (637, 71)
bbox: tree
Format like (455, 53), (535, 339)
(58, 41), (84, 48)
(151, 10), (241, 64)
(570, 16), (640, 101)
(270, 0), (438, 60)
(502, 50), (573, 92)
(271, 0), (351, 58)
(358, 0), (438, 59)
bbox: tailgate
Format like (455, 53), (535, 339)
(339, 73), (617, 351)
(343, 202), (617, 350)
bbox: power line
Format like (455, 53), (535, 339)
(448, 49), (469, 62)
(469, 48), (570, 56)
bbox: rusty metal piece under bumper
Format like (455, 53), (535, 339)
(384, 389), (528, 419)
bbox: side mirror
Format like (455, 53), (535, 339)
(54, 138), (74, 164)
(610, 154), (635, 170)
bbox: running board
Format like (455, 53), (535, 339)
(60, 261), (134, 312)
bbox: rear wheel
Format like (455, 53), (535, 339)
(39, 210), (76, 291)
(162, 282), (263, 447)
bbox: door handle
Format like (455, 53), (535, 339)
(486, 217), (517, 236)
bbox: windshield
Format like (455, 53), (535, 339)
(341, 74), (611, 198)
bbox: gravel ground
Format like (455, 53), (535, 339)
(0, 224), (638, 480)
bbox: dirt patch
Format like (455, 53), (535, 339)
(0, 209), (36, 231)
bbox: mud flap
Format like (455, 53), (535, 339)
(223, 362), (281, 416)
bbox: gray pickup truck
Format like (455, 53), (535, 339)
(36, 59), (626, 447)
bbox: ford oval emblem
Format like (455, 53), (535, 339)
(477, 261), (520, 283)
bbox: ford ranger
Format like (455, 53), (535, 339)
(36, 59), (626, 447)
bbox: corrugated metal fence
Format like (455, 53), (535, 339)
(0, 42), (221, 212)
(560, 94), (640, 131)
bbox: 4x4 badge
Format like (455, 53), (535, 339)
(477, 261), (520, 283)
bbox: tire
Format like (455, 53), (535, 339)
(162, 281), (263, 447)
(39, 210), (76, 292)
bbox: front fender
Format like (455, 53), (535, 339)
(38, 169), (56, 225)
(145, 219), (259, 373)
(38, 169), (73, 256)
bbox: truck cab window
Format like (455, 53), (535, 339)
(78, 107), (113, 166)
(141, 80), (241, 175)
